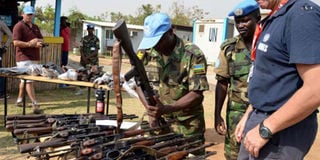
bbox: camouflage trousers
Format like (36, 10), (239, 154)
(224, 100), (248, 160)
(166, 110), (206, 155)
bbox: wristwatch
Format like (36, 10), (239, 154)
(259, 121), (273, 139)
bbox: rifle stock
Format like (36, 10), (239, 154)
(13, 126), (53, 135)
(18, 138), (66, 153)
(159, 143), (215, 160)
(18, 131), (113, 153)
(112, 20), (166, 127)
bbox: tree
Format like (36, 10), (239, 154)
(67, 7), (88, 29)
(169, 1), (209, 26)
(110, 11), (129, 23)
(128, 4), (161, 25)
(169, 1), (190, 26)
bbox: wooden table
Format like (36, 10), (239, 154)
(1, 74), (112, 123)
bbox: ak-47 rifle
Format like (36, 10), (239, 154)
(18, 130), (114, 153)
(112, 20), (166, 128)
(7, 114), (138, 133)
(120, 139), (203, 160)
(80, 124), (172, 155)
(157, 143), (215, 160)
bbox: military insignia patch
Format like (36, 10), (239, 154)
(234, 8), (243, 16)
(193, 63), (205, 74)
(137, 50), (144, 60)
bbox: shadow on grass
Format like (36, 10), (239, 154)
(0, 125), (22, 156)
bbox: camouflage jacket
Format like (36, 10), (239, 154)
(141, 37), (209, 120)
(80, 35), (100, 66)
(214, 35), (252, 104)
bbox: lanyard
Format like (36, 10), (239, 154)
(251, 0), (289, 61)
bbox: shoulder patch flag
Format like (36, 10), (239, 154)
(193, 63), (205, 74)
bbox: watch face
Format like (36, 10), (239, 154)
(259, 123), (272, 139)
(260, 128), (269, 138)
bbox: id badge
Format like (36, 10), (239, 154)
(90, 47), (96, 51)
(247, 63), (254, 83)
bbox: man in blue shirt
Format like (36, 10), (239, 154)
(235, 0), (320, 159)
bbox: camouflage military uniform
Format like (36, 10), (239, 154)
(80, 35), (100, 67)
(141, 37), (209, 143)
(214, 35), (251, 160)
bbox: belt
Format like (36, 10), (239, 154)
(253, 108), (274, 115)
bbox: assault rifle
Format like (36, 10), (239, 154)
(81, 132), (180, 157)
(79, 124), (173, 155)
(6, 113), (137, 122)
(120, 139), (203, 160)
(18, 130), (114, 153)
(113, 20), (166, 128)
(157, 143), (215, 160)
(6, 113), (138, 132)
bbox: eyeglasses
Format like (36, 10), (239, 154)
(27, 14), (34, 16)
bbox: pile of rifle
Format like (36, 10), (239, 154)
(6, 114), (215, 160)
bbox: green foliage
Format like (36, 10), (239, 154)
(34, 5), (55, 35)
(22, 1), (208, 35)
(169, 1), (209, 26)
(67, 7), (88, 29)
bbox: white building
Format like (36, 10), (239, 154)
(192, 18), (235, 65)
(82, 20), (144, 55)
(82, 20), (193, 55)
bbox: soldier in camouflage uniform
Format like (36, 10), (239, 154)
(137, 13), (209, 155)
(75, 24), (100, 95)
(80, 24), (100, 68)
(213, 0), (260, 159)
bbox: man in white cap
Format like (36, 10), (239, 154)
(136, 13), (209, 155)
(13, 5), (44, 114)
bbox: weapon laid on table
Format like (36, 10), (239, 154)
(6, 113), (96, 121)
(18, 130), (114, 153)
(6, 121), (52, 132)
(118, 136), (199, 160)
(81, 132), (181, 157)
(157, 143), (215, 160)
(156, 140), (204, 155)
(79, 124), (173, 156)
(150, 134), (202, 150)
(113, 20), (166, 128)
(8, 113), (138, 133)
(6, 114), (138, 126)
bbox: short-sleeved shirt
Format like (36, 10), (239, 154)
(248, 0), (320, 112)
(80, 35), (100, 66)
(60, 26), (70, 52)
(142, 37), (209, 120)
(13, 21), (43, 62)
(214, 35), (251, 104)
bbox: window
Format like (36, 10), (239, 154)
(199, 25), (204, 32)
(209, 27), (218, 42)
(106, 29), (113, 39)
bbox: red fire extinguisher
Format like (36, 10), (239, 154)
(95, 87), (105, 114)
